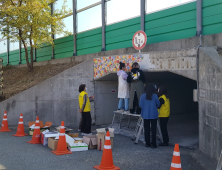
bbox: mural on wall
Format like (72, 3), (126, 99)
(94, 54), (144, 78)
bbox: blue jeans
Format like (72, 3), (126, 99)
(118, 98), (129, 111)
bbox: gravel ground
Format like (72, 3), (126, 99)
(0, 128), (207, 170)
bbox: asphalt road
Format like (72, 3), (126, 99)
(0, 128), (206, 170)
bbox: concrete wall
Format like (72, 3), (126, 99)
(199, 47), (222, 160)
(0, 59), (95, 127)
(94, 81), (118, 125)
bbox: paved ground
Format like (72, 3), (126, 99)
(0, 128), (215, 170)
(112, 113), (199, 149)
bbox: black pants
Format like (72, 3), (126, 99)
(81, 112), (91, 134)
(144, 119), (157, 146)
(131, 92), (141, 114)
(159, 117), (169, 144)
(79, 117), (82, 130)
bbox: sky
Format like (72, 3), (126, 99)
(0, 0), (195, 53)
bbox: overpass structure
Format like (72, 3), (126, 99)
(0, 0), (222, 162)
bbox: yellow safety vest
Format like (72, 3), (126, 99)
(158, 95), (170, 117)
(79, 91), (91, 112)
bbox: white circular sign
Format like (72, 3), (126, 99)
(132, 30), (147, 50)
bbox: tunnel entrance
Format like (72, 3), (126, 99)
(95, 71), (198, 148)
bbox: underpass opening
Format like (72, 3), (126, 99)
(95, 71), (198, 148)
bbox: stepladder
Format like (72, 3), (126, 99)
(132, 116), (163, 144)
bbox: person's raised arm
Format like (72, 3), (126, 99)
(127, 72), (132, 83)
(158, 98), (165, 109)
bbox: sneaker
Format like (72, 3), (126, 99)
(78, 129), (81, 132)
(84, 133), (92, 136)
(116, 109), (123, 113)
(124, 110), (130, 114)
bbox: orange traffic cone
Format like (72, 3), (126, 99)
(12, 113), (28, 137)
(0, 111), (11, 132)
(94, 131), (120, 170)
(27, 116), (41, 144)
(52, 121), (72, 156)
(170, 144), (182, 170)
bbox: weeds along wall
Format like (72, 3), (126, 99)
(0, 0), (221, 66)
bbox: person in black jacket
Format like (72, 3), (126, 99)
(127, 62), (146, 114)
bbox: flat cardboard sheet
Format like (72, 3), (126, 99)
(42, 122), (52, 128)
(29, 121), (43, 128)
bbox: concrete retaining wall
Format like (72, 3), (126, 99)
(199, 47), (222, 160)
(0, 59), (95, 127)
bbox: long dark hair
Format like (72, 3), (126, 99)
(158, 86), (169, 98)
(119, 62), (125, 69)
(146, 84), (155, 100)
(79, 84), (86, 93)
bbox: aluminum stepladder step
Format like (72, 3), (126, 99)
(111, 111), (138, 129)
(132, 116), (163, 144)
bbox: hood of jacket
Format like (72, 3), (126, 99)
(131, 68), (140, 73)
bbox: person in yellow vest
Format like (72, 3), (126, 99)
(158, 86), (170, 146)
(79, 84), (94, 135)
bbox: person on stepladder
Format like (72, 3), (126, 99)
(78, 84), (94, 136)
(117, 62), (130, 113)
(158, 86), (170, 146)
(127, 62), (146, 114)
(139, 84), (160, 148)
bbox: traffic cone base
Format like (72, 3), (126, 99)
(93, 165), (120, 170)
(0, 129), (11, 132)
(13, 133), (28, 137)
(51, 121), (72, 156)
(13, 113), (28, 137)
(94, 131), (120, 170)
(51, 150), (72, 156)
(27, 140), (41, 144)
(0, 111), (12, 132)
(27, 116), (41, 144)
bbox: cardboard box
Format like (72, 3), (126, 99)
(97, 134), (114, 151)
(68, 133), (79, 138)
(48, 137), (58, 150)
(28, 121), (52, 136)
(68, 143), (88, 152)
(48, 137), (68, 150)
(96, 128), (115, 151)
(82, 135), (97, 149)
(41, 131), (59, 146)
(68, 133), (82, 143)
(96, 128), (115, 137)
(74, 138), (82, 143)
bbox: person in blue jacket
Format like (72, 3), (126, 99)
(140, 84), (160, 148)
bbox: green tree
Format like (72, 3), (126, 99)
(0, 0), (72, 71)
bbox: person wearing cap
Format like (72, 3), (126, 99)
(127, 62), (146, 114)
